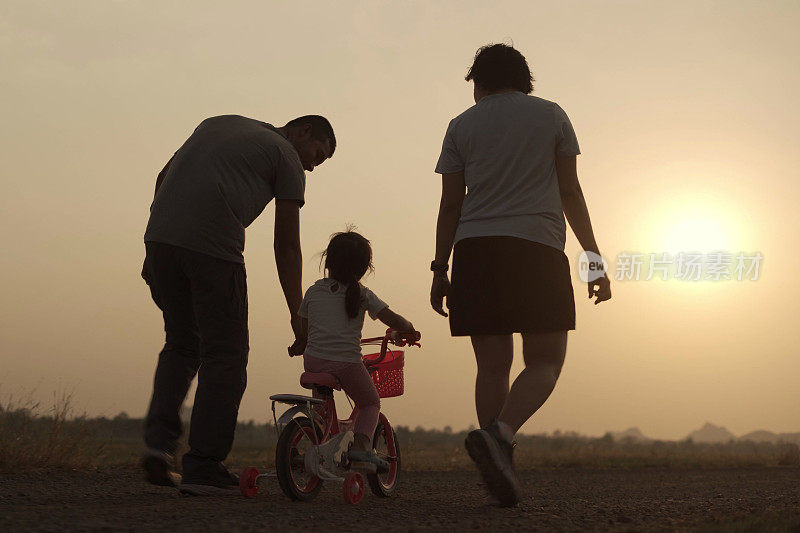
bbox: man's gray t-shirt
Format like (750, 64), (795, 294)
(435, 92), (580, 251)
(144, 115), (306, 263)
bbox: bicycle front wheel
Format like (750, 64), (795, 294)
(368, 420), (401, 497)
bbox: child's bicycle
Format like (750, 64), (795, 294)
(239, 328), (421, 504)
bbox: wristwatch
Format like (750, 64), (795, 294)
(430, 260), (449, 273)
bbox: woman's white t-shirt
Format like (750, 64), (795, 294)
(435, 92), (581, 251)
(298, 278), (388, 363)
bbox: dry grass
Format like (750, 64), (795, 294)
(777, 442), (800, 466)
(0, 392), (102, 471)
(2, 398), (798, 472)
(395, 428), (800, 471)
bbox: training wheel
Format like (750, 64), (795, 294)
(240, 466), (260, 498)
(342, 472), (364, 504)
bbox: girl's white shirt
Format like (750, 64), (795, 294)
(299, 278), (388, 362)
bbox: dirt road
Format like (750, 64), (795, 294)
(2, 467), (798, 531)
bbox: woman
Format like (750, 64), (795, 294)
(430, 44), (611, 506)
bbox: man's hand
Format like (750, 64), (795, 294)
(288, 337), (306, 357)
(430, 273), (450, 317)
(589, 275), (612, 305)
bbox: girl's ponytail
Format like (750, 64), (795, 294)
(322, 229), (374, 319)
(344, 277), (361, 319)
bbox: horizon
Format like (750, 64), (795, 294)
(2, 1), (799, 443)
(10, 393), (800, 442)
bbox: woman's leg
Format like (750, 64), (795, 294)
(498, 331), (567, 434)
(471, 335), (514, 428)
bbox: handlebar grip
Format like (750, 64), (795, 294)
(386, 330), (422, 348)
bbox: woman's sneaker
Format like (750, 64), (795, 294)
(141, 448), (181, 487)
(178, 462), (240, 496)
(348, 449), (390, 474)
(464, 421), (522, 507)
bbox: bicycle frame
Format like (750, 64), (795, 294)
(271, 328), (419, 441)
(257, 329), (419, 500)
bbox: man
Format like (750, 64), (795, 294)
(141, 114), (335, 495)
(430, 44), (611, 506)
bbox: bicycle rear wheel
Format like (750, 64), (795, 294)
(275, 417), (323, 501)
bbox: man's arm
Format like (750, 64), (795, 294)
(274, 199), (306, 338)
(430, 171), (466, 317)
(556, 155), (611, 304)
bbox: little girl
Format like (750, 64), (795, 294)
(293, 230), (416, 472)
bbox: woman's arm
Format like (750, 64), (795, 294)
(431, 172), (466, 316)
(556, 156), (599, 254)
(556, 155), (611, 304)
(433, 172), (466, 265)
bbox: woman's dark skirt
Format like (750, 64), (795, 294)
(448, 236), (576, 336)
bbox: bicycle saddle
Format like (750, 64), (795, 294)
(300, 372), (341, 391)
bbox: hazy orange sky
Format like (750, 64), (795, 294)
(2, 1), (798, 440)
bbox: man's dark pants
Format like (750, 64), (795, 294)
(142, 242), (248, 478)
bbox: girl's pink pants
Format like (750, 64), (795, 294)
(303, 354), (380, 437)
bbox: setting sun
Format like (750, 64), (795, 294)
(662, 214), (731, 253)
(643, 196), (749, 255)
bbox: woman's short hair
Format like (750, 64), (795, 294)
(465, 43), (534, 94)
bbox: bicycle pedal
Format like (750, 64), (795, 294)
(349, 461), (378, 474)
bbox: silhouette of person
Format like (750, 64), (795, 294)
(140, 114), (335, 495)
(430, 44), (611, 506)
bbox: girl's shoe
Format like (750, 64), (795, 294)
(348, 449), (389, 474)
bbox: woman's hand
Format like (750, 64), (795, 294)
(589, 274), (612, 305)
(430, 273), (451, 317)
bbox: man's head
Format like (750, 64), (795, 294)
(283, 115), (336, 172)
(465, 44), (534, 103)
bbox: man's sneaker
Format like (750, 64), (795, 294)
(464, 421), (522, 507)
(179, 462), (240, 496)
(141, 448), (181, 487)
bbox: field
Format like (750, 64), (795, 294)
(3, 466), (799, 531)
(1, 401), (799, 531)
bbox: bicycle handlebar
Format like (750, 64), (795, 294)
(361, 328), (421, 366)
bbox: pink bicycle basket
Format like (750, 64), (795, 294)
(363, 350), (405, 398)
